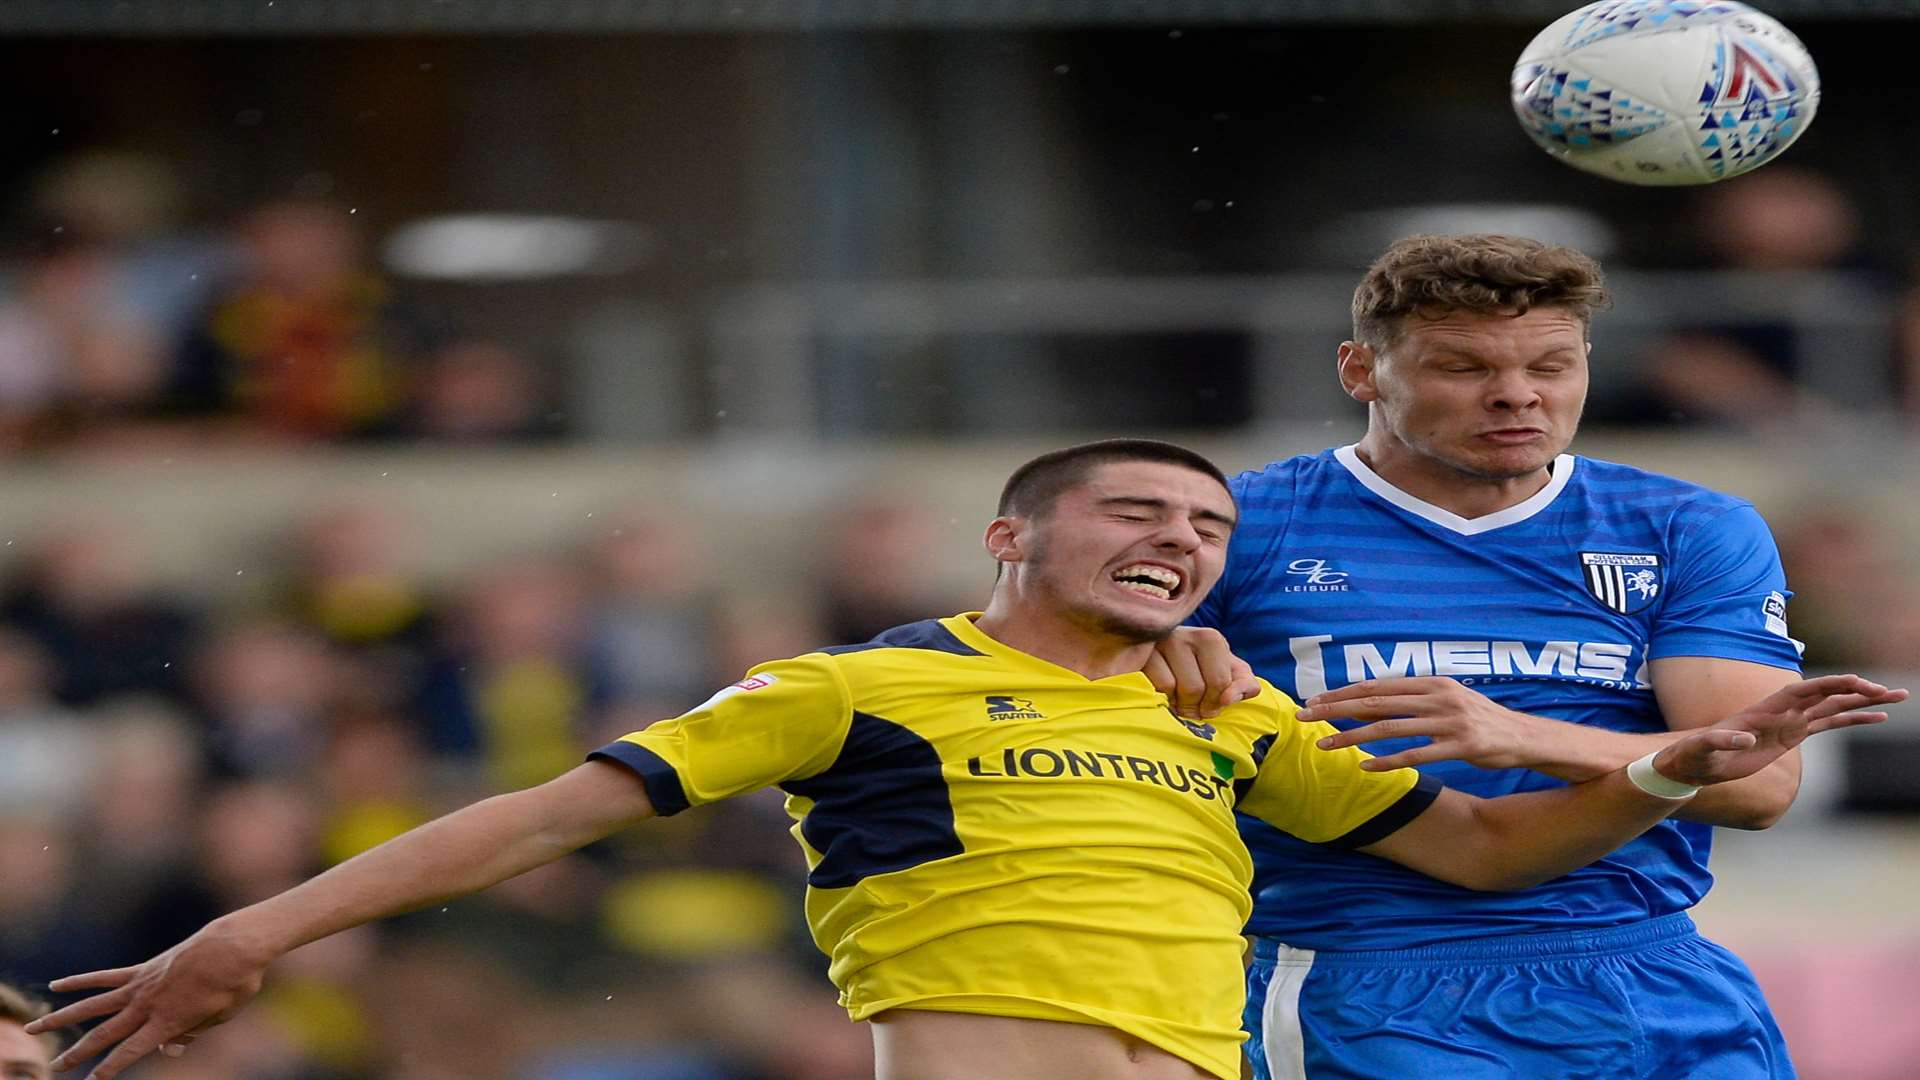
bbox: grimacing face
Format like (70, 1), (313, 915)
(1351, 305), (1590, 482)
(1009, 460), (1235, 644)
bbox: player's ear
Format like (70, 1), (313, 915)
(1337, 341), (1380, 403)
(983, 516), (1026, 565)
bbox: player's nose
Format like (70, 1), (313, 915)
(1153, 515), (1204, 551)
(1484, 370), (1544, 411)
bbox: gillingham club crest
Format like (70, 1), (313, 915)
(1580, 552), (1662, 614)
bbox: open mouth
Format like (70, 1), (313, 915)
(1111, 563), (1185, 602)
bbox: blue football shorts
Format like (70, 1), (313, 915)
(1244, 913), (1794, 1080)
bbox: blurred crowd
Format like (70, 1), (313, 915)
(1588, 166), (1918, 432)
(0, 152), (554, 459)
(0, 498), (970, 1080)
(7, 151), (1920, 451)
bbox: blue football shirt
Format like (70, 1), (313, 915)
(1191, 445), (1804, 949)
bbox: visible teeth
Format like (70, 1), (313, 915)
(1114, 564), (1181, 599)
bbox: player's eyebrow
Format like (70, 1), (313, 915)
(1096, 495), (1237, 529)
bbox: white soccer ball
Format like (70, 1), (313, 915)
(1511, 1), (1820, 185)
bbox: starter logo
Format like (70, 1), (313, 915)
(984, 695), (1046, 721)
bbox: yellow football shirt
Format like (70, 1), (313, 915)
(592, 613), (1438, 1080)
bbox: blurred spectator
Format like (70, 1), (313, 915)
(0, 629), (95, 821)
(317, 711), (436, 867)
(197, 780), (326, 908)
(1775, 506), (1915, 670)
(27, 149), (227, 342)
(0, 235), (171, 451)
(363, 937), (544, 1080)
(76, 705), (204, 930)
(191, 620), (342, 780)
(1610, 330), (1834, 430)
(121, 780), (325, 967)
(814, 496), (964, 646)
(399, 853), (612, 996)
(418, 559), (604, 790)
(0, 518), (200, 707)
(1595, 168), (1886, 430)
(0, 815), (125, 989)
(1896, 268), (1920, 425)
(582, 510), (725, 712)
(408, 339), (555, 443)
(284, 502), (433, 649)
(243, 928), (384, 1079)
(1697, 168), (1863, 272)
(714, 601), (830, 683)
(279, 502), (441, 717)
(173, 197), (436, 441)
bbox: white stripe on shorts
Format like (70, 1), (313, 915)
(1259, 944), (1317, 1080)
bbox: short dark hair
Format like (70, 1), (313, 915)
(1352, 233), (1612, 348)
(0, 980), (59, 1059)
(998, 439), (1231, 519)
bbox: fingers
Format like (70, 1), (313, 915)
(47, 967), (142, 994)
(1298, 694), (1435, 723)
(1219, 675), (1262, 709)
(84, 1020), (172, 1080)
(1304, 677), (1448, 705)
(1141, 650), (1175, 695)
(1658, 728), (1763, 785)
(1150, 638), (1208, 718)
(51, 1004), (147, 1074)
(1314, 719), (1429, 749)
(1356, 746), (1449, 771)
(29, 985), (135, 1032)
(1776, 674), (1893, 703)
(1196, 657), (1258, 718)
(1805, 710), (1892, 735)
(1694, 728), (1760, 752)
(1801, 693), (1886, 721)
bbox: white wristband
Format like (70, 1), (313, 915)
(1626, 751), (1700, 800)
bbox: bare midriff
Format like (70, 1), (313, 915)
(870, 1009), (1217, 1080)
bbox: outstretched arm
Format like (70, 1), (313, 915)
(29, 759), (655, 1080)
(1304, 658), (1833, 829)
(1357, 674), (1905, 891)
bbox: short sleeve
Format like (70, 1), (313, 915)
(1234, 684), (1438, 846)
(589, 654), (851, 816)
(1648, 502), (1803, 671)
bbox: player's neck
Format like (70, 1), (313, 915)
(1353, 437), (1554, 520)
(972, 604), (1156, 681)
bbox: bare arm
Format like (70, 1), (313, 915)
(1363, 765), (1680, 892)
(1303, 659), (1817, 829)
(1353, 674), (1903, 890)
(1648, 656), (1802, 828)
(30, 759), (655, 1080)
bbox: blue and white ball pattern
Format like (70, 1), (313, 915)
(1512, 1), (1819, 185)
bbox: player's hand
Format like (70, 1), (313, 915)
(26, 918), (277, 1080)
(1652, 673), (1907, 787)
(1145, 627), (1260, 719)
(1300, 676), (1546, 771)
